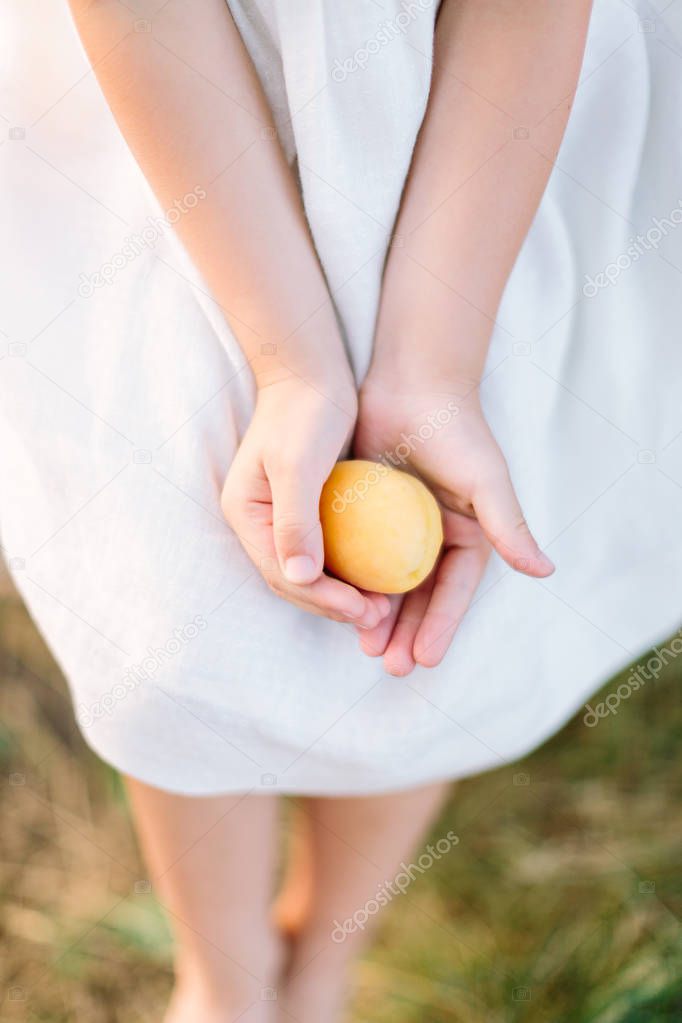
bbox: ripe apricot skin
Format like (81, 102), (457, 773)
(319, 460), (443, 594)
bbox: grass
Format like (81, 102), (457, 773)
(0, 587), (680, 1022)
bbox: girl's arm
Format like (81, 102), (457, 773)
(369, 0), (593, 392)
(68, 1), (390, 631)
(356, 0), (593, 674)
(68, 0), (349, 392)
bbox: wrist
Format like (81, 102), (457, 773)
(255, 363), (358, 420)
(253, 342), (357, 406)
(368, 267), (492, 398)
(362, 356), (481, 406)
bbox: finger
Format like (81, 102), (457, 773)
(275, 582), (392, 629)
(257, 544), (389, 627)
(357, 595), (403, 657)
(282, 573), (388, 628)
(224, 461), (381, 626)
(473, 467), (554, 578)
(221, 449), (273, 563)
(267, 456), (327, 585)
(361, 590), (392, 620)
(413, 543), (489, 668)
(383, 578), (436, 677)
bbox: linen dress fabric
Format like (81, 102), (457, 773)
(1, 0), (681, 795)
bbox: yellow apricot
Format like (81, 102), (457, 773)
(319, 460), (443, 594)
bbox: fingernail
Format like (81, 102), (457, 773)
(538, 552), (555, 572)
(284, 555), (316, 584)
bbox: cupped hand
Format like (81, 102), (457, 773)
(221, 378), (391, 628)
(354, 379), (554, 675)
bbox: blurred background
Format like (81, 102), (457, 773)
(1, 564), (680, 1022)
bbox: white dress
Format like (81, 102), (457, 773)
(1, 0), (681, 795)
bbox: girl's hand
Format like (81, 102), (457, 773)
(353, 378), (554, 675)
(221, 379), (391, 628)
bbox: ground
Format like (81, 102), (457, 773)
(1, 578), (680, 1023)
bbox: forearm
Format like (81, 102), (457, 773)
(68, 0), (351, 391)
(369, 0), (592, 392)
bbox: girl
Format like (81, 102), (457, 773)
(2, 0), (681, 1019)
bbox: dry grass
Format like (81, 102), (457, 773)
(1, 587), (680, 1022)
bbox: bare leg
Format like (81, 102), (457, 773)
(125, 778), (284, 1023)
(279, 782), (451, 1022)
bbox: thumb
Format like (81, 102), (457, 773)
(268, 458), (326, 585)
(473, 463), (554, 578)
